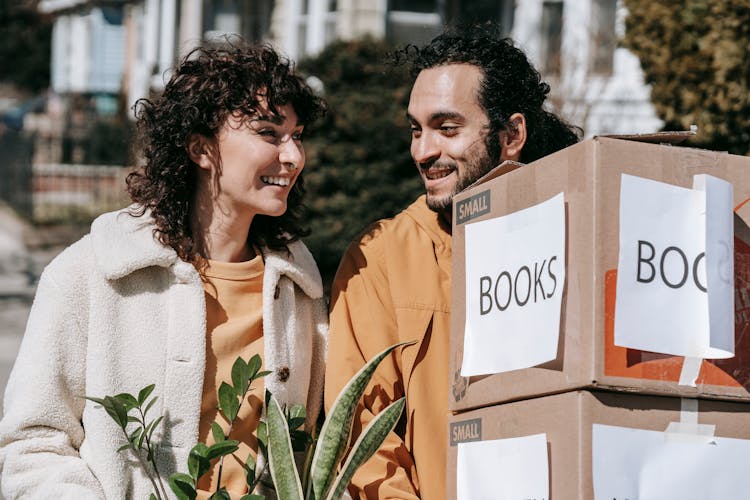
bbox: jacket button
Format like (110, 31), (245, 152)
(277, 367), (290, 382)
(274, 285), (280, 299)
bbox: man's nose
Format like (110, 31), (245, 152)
(411, 132), (440, 166)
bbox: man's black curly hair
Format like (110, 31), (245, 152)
(407, 24), (581, 163)
(127, 41), (326, 262)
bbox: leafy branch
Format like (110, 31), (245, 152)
(88, 343), (412, 499)
(86, 385), (169, 500)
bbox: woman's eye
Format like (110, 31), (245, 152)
(258, 129), (277, 138)
(292, 131), (304, 141)
(410, 126), (421, 138)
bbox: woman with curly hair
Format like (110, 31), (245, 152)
(0, 42), (327, 499)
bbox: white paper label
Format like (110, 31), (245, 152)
(457, 433), (549, 500)
(593, 424), (750, 500)
(614, 174), (734, 359)
(461, 193), (566, 376)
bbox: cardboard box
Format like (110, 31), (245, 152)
(447, 390), (750, 500)
(450, 136), (750, 411)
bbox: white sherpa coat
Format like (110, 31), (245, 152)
(0, 208), (328, 499)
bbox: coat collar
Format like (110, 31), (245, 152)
(89, 207), (323, 299)
(404, 195), (452, 257)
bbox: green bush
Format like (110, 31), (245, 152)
(298, 38), (423, 289)
(623, 0), (750, 155)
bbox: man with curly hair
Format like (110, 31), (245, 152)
(325, 25), (581, 499)
(0, 43), (328, 499)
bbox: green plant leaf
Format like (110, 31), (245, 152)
(266, 392), (303, 500)
(114, 392), (139, 410)
(169, 472), (197, 500)
(116, 443), (131, 453)
(138, 384), (156, 405)
(188, 443), (211, 481)
(211, 422), (226, 443)
(206, 439), (240, 461)
(146, 415), (164, 441)
(243, 452), (257, 486)
(257, 421), (268, 457)
(309, 342), (411, 500)
(287, 404), (306, 431)
(209, 488), (231, 500)
(149, 494), (158, 500)
(84, 396), (106, 406)
(143, 396), (158, 417)
(231, 356), (250, 395)
(218, 382), (239, 422)
(104, 395), (129, 429)
(240, 495), (265, 500)
(326, 397), (406, 500)
(255, 370), (273, 379)
(129, 427), (142, 448)
(247, 354), (262, 379)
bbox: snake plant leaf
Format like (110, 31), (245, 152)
(308, 341), (412, 500)
(266, 392), (303, 500)
(325, 397), (406, 500)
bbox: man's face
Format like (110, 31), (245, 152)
(407, 64), (499, 213)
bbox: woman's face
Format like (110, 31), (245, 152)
(200, 100), (305, 221)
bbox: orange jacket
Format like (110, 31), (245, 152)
(326, 195), (452, 500)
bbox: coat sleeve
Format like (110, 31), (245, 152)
(305, 294), (329, 431)
(326, 230), (420, 500)
(0, 266), (105, 499)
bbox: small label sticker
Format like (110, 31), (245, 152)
(455, 190), (491, 225)
(450, 418), (482, 446)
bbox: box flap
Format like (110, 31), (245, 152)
(464, 160), (525, 190)
(597, 130), (696, 145)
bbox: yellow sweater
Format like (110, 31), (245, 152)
(326, 196), (452, 500)
(197, 256), (265, 498)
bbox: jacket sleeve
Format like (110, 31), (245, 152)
(0, 267), (105, 499)
(326, 232), (420, 500)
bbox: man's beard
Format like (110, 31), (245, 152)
(425, 131), (501, 214)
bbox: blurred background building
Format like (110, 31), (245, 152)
(7, 0), (748, 418)
(37, 0), (659, 137)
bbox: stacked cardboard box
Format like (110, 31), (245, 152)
(447, 135), (750, 499)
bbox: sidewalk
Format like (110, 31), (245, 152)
(0, 205), (86, 414)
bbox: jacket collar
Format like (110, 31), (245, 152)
(404, 195), (452, 256)
(90, 207), (179, 281)
(90, 207), (323, 299)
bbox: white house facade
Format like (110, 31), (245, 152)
(38, 0), (661, 135)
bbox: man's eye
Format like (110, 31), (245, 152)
(440, 125), (459, 135)
(292, 131), (304, 141)
(410, 127), (421, 138)
(257, 129), (277, 138)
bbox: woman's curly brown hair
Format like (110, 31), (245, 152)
(127, 41), (326, 262)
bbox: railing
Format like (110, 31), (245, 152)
(0, 131), (34, 219)
(32, 163), (132, 223)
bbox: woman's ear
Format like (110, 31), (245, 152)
(188, 134), (213, 170)
(500, 113), (527, 162)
